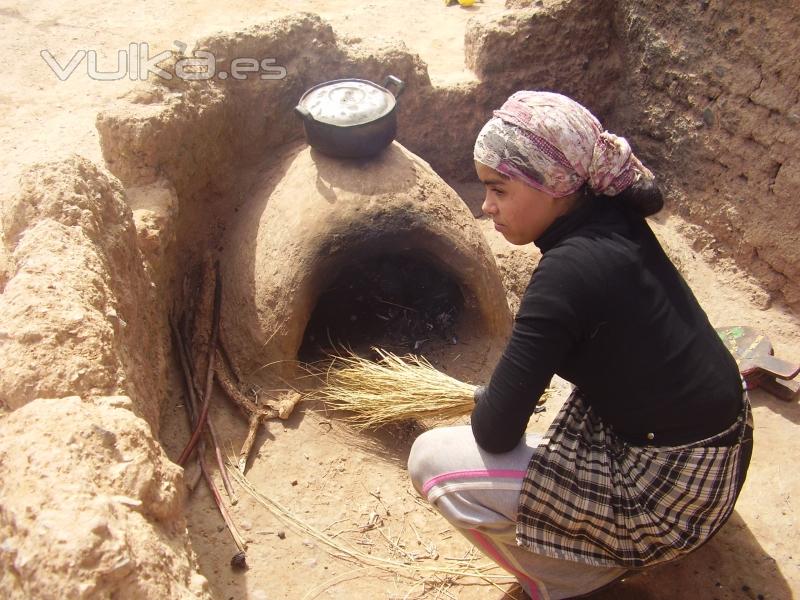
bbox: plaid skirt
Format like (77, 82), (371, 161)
(516, 389), (752, 568)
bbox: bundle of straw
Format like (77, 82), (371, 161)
(316, 348), (477, 429)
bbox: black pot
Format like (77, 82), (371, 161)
(294, 76), (405, 159)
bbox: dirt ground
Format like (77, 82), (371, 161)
(1, 1), (799, 599)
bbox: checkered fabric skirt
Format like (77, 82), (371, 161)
(516, 390), (751, 568)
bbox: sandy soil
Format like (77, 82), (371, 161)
(2, 1), (799, 599)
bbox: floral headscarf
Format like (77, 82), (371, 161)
(474, 91), (653, 197)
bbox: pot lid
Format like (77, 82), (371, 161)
(298, 79), (395, 126)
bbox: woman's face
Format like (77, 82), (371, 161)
(476, 162), (572, 245)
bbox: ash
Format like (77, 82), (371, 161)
(300, 254), (464, 360)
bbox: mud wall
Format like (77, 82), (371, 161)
(0, 156), (168, 429)
(0, 396), (208, 599)
(466, 0), (620, 112)
(473, 0), (800, 311)
(0, 157), (206, 597)
(613, 0), (800, 309)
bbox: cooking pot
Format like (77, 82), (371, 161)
(294, 76), (405, 159)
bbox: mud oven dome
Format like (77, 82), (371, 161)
(221, 141), (512, 377)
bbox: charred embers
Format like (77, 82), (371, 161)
(299, 253), (464, 360)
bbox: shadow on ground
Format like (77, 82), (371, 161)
(587, 511), (789, 600)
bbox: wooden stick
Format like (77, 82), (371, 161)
(209, 425), (238, 504)
(172, 313), (246, 567)
(178, 261), (222, 465)
(200, 455), (248, 568)
(190, 257), (216, 392)
(183, 331), (237, 504)
(180, 313), (207, 413)
(214, 349), (303, 473)
(215, 353), (301, 420)
(215, 356), (278, 474)
(239, 413), (261, 474)
(171, 313), (238, 504)
(169, 313), (206, 489)
(219, 324), (244, 385)
(169, 270), (247, 569)
(185, 461), (203, 492)
(215, 354), (279, 419)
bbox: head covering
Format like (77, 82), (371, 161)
(474, 91), (653, 197)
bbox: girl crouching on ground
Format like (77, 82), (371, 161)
(408, 91), (752, 599)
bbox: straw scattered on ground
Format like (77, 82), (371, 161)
(228, 464), (517, 600)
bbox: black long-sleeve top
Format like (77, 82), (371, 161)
(472, 197), (743, 453)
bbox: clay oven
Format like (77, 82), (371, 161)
(221, 142), (512, 376)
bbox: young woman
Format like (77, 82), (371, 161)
(408, 91), (753, 599)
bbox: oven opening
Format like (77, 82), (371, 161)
(299, 252), (465, 361)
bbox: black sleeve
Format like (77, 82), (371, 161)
(473, 385), (486, 404)
(471, 248), (594, 453)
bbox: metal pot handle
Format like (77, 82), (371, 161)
(294, 104), (315, 122)
(382, 75), (405, 99)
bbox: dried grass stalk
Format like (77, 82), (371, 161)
(229, 465), (506, 582)
(315, 349), (477, 429)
